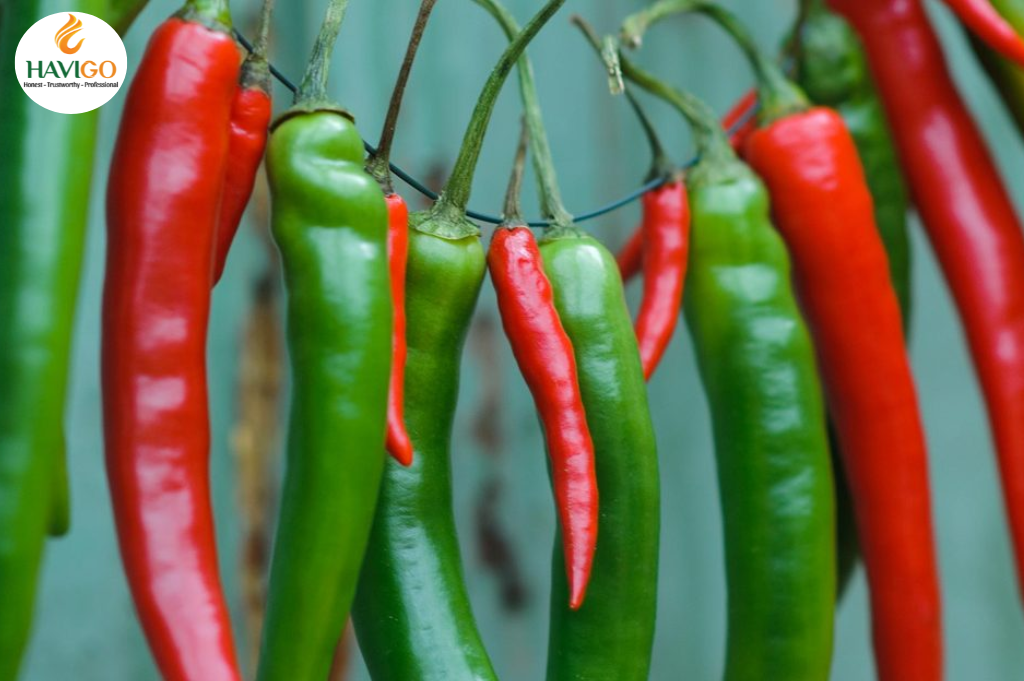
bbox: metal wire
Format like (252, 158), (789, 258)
(235, 30), (758, 226)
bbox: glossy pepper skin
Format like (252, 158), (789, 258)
(540, 233), (660, 681)
(831, 0), (1024, 607)
(630, 182), (690, 380)
(383, 193), (413, 466)
(102, 9), (242, 681)
(792, 0), (914, 596)
(258, 110), (391, 681)
(969, 0), (1024, 138)
(793, 1), (912, 330)
(745, 108), (942, 681)
(212, 69), (272, 284)
(488, 226), (598, 610)
(685, 163), (836, 681)
(352, 231), (496, 681)
(0, 0), (104, 674)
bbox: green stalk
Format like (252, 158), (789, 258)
(240, 0), (276, 92)
(501, 120), (530, 226)
(620, 0), (808, 122)
(473, 0), (573, 229)
(367, 0), (439, 194)
(574, 17), (738, 188)
(296, 0), (350, 107)
(625, 88), (676, 182)
(178, 0), (232, 29)
(420, 0), (566, 236)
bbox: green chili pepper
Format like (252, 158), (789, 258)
(257, 3), (391, 680)
(792, 0), (912, 329)
(540, 234), (660, 681)
(470, 5), (660, 677)
(586, 26), (836, 679)
(351, 231), (491, 680)
(351, 1), (565, 678)
(968, 0), (1024, 138)
(0, 0), (145, 676)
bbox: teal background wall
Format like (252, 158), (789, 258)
(17, 0), (1024, 678)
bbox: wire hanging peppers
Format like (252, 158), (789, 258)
(587, 22), (836, 679)
(211, 0), (275, 285)
(623, 3), (944, 677)
(102, 1), (243, 678)
(256, 2), (391, 679)
(476, 3), (659, 675)
(351, 1), (564, 677)
(364, 0), (439, 467)
(830, 0), (1024, 611)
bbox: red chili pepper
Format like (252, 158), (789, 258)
(489, 153), (597, 608)
(363, 0), (438, 467)
(383, 193), (413, 465)
(745, 109), (942, 681)
(618, 91), (749, 285)
(102, 4), (243, 680)
(831, 0), (1024, 604)
(631, 181), (690, 379)
(211, 0), (274, 285)
(940, 0), (1024, 65)
(660, 5), (944, 676)
(211, 82), (271, 284)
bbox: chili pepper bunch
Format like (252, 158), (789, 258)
(6, 0), (1024, 678)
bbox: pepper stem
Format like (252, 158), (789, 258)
(624, 88), (675, 183)
(296, 0), (350, 107)
(573, 16), (739, 188)
(474, 0), (573, 229)
(502, 120), (530, 226)
(620, 0), (808, 123)
(432, 0), (566, 221)
(367, 0), (439, 194)
(253, 0), (275, 57)
(240, 0), (275, 93)
(179, 0), (232, 29)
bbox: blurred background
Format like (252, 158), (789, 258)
(19, 0), (1024, 678)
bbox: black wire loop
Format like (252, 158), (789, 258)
(235, 30), (758, 227)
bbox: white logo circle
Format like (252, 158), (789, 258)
(15, 12), (128, 114)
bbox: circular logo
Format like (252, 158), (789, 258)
(15, 12), (127, 114)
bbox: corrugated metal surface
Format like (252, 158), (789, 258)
(19, 0), (1024, 678)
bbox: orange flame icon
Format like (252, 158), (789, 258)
(55, 14), (84, 55)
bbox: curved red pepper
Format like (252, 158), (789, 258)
(744, 107), (942, 681)
(631, 181), (690, 380)
(941, 0), (1024, 65)
(384, 193), (413, 466)
(831, 0), (1024, 605)
(489, 225), (598, 609)
(618, 94), (751, 285)
(102, 16), (242, 681)
(212, 83), (271, 284)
